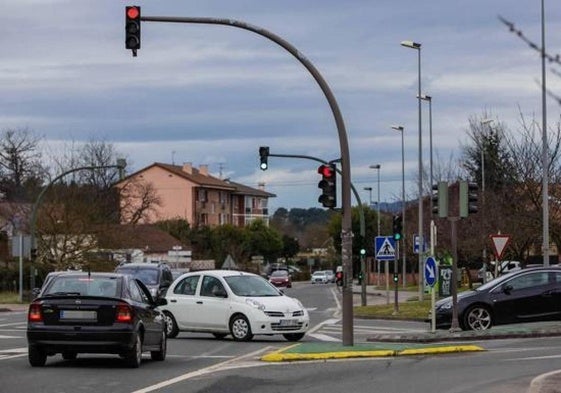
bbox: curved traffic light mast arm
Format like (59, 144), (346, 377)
(137, 14), (354, 345)
(29, 162), (127, 289)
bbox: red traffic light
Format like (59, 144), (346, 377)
(126, 6), (140, 19)
(318, 164), (335, 178)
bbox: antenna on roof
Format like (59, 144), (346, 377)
(171, 151), (176, 165)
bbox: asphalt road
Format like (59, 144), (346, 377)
(1, 282), (561, 392)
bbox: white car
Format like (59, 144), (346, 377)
(311, 271), (329, 284)
(324, 270), (335, 283)
(159, 270), (309, 342)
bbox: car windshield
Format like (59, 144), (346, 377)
(44, 276), (119, 297)
(271, 270), (288, 277)
(118, 267), (159, 285)
(313, 272), (326, 276)
(225, 275), (281, 297)
(475, 269), (523, 291)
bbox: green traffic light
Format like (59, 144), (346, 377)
(393, 233), (401, 241)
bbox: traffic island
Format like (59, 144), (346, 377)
(260, 342), (484, 362)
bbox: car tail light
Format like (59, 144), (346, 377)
(28, 303), (43, 322)
(115, 303), (133, 323)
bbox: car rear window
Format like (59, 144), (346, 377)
(44, 276), (119, 297)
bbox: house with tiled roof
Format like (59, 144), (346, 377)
(115, 162), (275, 227)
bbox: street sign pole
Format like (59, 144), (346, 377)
(425, 256), (437, 333)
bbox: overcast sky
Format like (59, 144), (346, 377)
(3, 1), (561, 212)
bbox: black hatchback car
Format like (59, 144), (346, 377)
(27, 272), (167, 368)
(434, 266), (561, 330)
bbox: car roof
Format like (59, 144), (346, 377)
(179, 269), (259, 278)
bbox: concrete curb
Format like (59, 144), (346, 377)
(260, 343), (484, 362)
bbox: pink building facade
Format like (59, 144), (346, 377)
(116, 162), (275, 227)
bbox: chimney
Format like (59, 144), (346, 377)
(258, 182), (265, 190)
(199, 164), (209, 176)
(182, 162), (193, 174)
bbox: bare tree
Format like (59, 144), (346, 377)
(118, 179), (162, 225)
(0, 128), (46, 202)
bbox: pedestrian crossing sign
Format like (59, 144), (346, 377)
(375, 236), (396, 261)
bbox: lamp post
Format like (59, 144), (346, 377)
(391, 126), (406, 286)
(481, 118), (493, 280)
(541, 0), (549, 266)
(419, 94), (433, 213)
(401, 40), (423, 300)
(369, 164), (381, 286)
(363, 187), (373, 207)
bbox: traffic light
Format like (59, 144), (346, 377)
(317, 164), (337, 209)
(431, 181), (449, 218)
(259, 146), (269, 170)
(30, 248), (37, 260)
(460, 181), (479, 218)
(392, 214), (403, 241)
(125, 6), (141, 56)
(393, 273), (399, 283)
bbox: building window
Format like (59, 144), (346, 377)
(198, 189), (208, 202)
(219, 191), (226, 204)
(199, 213), (208, 226)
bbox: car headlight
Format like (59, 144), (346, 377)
(245, 298), (265, 311)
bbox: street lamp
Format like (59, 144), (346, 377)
(391, 126), (406, 286)
(369, 164), (381, 287)
(419, 94), (433, 212)
(401, 39), (423, 300)
(363, 187), (373, 207)
(481, 118), (493, 279)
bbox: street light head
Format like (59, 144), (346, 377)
(363, 187), (372, 191)
(418, 94), (432, 101)
(391, 125), (404, 132)
(369, 164), (381, 169)
(401, 40), (421, 49)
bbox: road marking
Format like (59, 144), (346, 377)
(306, 333), (340, 342)
(0, 335), (22, 339)
(131, 347), (272, 393)
(0, 347), (27, 361)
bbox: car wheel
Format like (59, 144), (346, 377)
(151, 330), (167, 361)
(229, 314), (253, 341)
(283, 333), (305, 342)
(124, 333), (142, 368)
(163, 311), (179, 338)
(212, 333), (228, 340)
(462, 305), (493, 330)
(62, 351), (77, 360)
(28, 345), (47, 367)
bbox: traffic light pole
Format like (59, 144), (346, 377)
(136, 14), (354, 344)
(266, 152), (368, 307)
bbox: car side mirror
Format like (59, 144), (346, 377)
(503, 284), (513, 294)
(155, 297), (167, 306)
(212, 287), (227, 298)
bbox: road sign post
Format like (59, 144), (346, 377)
(490, 233), (511, 278)
(425, 256), (438, 332)
(375, 236), (396, 305)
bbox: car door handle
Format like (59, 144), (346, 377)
(170, 299), (177, 303)
(196, 301), (203, 304)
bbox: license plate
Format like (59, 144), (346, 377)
(60, 310), (97, 320)
(279, 319), (298, 327)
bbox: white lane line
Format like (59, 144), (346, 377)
(0, 347), (27, 354)
(131, 347), (272, 393)
(0, 335), (23, 339)
(306, 333), (340, 342)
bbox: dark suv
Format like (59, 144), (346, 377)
(115, 262), (173, 299)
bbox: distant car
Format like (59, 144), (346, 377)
(433, 266), (561, 331)
(324, 270), (335, 283)
(26, 271), (167, 368)
(115, 262), (174, 299)
(311, 271), (329, 284)
(269, 270), (292, 288)
(160, 270), (309, 342)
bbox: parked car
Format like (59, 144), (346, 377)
(160, 270), (309, 342)
(311, 271), (329, 284)
(268, 270), (292, 288)
(115, 262), (174, 299)
(26, 271), (167, 368)
(433, 266), (561, 331)
(324, 270), (335, 283)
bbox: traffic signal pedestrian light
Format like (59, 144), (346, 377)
(393, 273), (399, 283)
(392, 214), (403, 241)
(125, 6), (141, 56)
(431, 181), (449, 218)
(460, 181), (479, 218)
(317, 164), (337, 209)
(259, 146), (269, 170)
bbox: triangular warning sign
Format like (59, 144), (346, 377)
(490, 234), (511, 260)
(376, 238), (395, 258)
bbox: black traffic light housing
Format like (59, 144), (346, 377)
(125, 6), (141, 56)
(393, 273), (399, 283)
(259, 146), (269, 170)
(460, 181), (479, 218)
(392, 214), (403, 241)
(317, 164), (337, 209)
